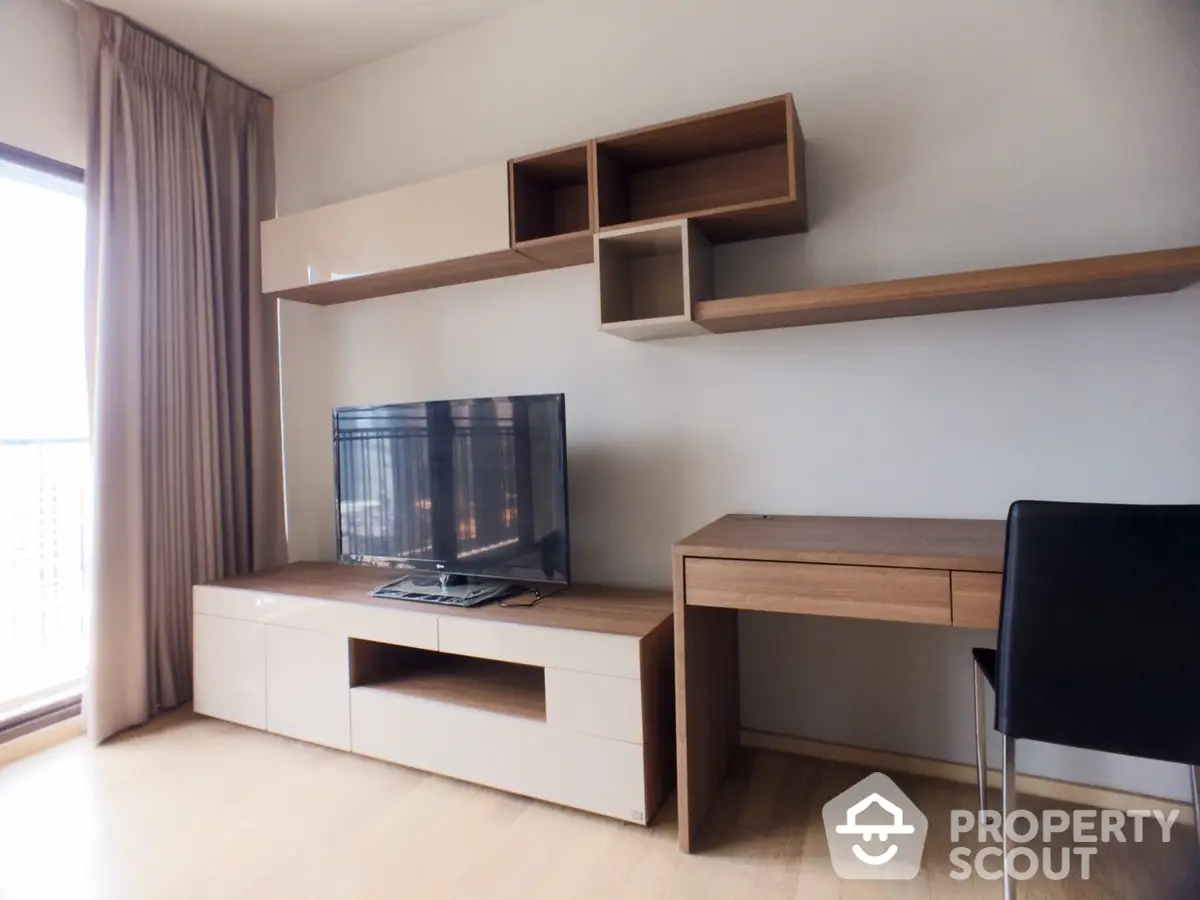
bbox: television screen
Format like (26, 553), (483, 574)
(333, 394), (569, 585)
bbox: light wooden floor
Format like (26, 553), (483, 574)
(0, 712), (1194, 900)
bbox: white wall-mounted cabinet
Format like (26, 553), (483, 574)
(261, 163), (514, 299)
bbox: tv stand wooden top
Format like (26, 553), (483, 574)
(208, 562), (672, 638)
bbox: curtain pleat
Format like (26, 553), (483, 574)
(77, 3), (287, 742)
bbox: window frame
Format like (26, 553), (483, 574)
(0, 142), (86, 743)
(0, 141), (84, 184)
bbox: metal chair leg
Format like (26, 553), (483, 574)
(1002, 736), (1017, 900)
(974, 659), (988, 813)
(1191, 765), (1200, 853)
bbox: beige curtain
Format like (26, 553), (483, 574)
(77, 5), (288, 742)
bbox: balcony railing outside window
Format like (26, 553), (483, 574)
(0, 438), (88, 717)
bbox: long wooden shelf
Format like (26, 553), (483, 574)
(694, 245), (1200, 333)
(263, 96), (1198, 334)
(281, 249), (544, 306)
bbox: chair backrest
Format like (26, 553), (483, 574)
(997, 500), (1200, 764)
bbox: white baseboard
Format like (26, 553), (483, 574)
(741, 729), (1194, 825)
(0, 717), (85, 769)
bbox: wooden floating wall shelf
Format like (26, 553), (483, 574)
(260, 94), (1200, 339)
(692, 245), (1200, 336)
(261, 95), (806, 308)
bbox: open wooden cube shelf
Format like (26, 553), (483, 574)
(597, 220), (713, 341)
(510, 143), (594, 267)
(594, 95), (806, 241)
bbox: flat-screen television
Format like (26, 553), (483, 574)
(334, 394), (569, 586)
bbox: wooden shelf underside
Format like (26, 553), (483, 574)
(358, 656), (547, 721)
(276, 249), (543, 306)
(694, 246), (1200, 333)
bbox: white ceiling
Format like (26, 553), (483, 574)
(97, 0), (516, 95)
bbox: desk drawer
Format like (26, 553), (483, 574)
(951, 572), (1002, 629)
(684, 557), (951, 625)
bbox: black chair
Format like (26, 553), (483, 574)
(974, 501), (1200, 898)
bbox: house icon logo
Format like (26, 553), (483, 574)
(821, 772), (929, 880)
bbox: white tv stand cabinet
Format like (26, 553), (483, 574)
(193, 563), (674, 824)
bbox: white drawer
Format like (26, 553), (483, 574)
(194, 585), (267, 622)
(545, 669), (643, 744)
(437, 617), (640, 678)
(350, 687), (647, 823)
(258, 594), (438, 650)
(193, 586), (438, 650)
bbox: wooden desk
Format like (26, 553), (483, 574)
(672, 514), (1006, 851)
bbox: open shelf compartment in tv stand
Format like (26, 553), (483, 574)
(350, 639), (548, 721)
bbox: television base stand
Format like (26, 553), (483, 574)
(369, 575), (520, 607)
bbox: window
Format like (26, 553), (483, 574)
(0, 144), (87, 733)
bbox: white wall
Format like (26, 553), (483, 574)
(0, 0), (84, 167)
(273, 0), (1200, 801)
